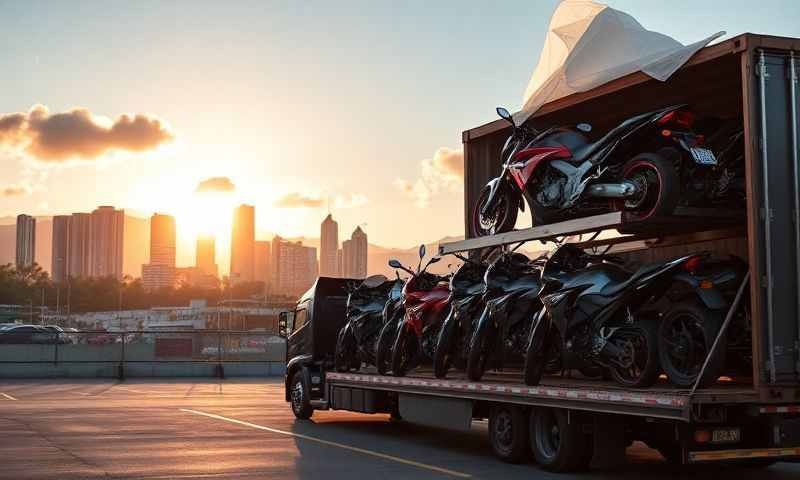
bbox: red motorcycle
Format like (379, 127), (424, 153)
(388, 245), (451, 377)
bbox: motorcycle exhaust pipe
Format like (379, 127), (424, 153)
(585, 181), (638, 198)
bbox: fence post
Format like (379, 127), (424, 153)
(118, 332), (125, 381)
(216, 331), (225, 379)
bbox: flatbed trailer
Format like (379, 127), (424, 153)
(283, 33), (800, 472)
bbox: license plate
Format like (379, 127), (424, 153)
(712, 428), (741, 444)
(691, 147), (718, 165)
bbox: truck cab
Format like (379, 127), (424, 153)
(281, 277), (355, 419)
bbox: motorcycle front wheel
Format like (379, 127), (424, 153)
(391, 326), (418, 377)
(375, 320), (397, 375)
(334, 327), (358, 372)
(466, 319), (496, 381)
(523, 313), (550, 386)
(608, 318), (660, 388)
(471, 184), (518, 237)
(433, 311), (458, 379)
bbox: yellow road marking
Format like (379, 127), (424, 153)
(1, 392), (18, 400)
(180, 408), (471, 478)
(117, 387), (151, 394)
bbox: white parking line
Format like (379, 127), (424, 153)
(1, 392), (18, 401)
(180, 408), (471, 478)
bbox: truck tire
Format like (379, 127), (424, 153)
(658, 301), (725, 388)
(290, 372), (313, 420)
(530, 408), (592, 472)
(488, 404), (529, 464)
(375, 320), (396, 375)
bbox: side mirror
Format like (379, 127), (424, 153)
(418, 244), (426, 259)
(388, 259), (402, 269)
(278, 311), (294, 338)
(496, 107), (515, 127)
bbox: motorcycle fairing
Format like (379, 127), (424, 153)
(508, 146), (571, 191)
(404, 285), (450, 336)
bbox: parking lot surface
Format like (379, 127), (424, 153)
(1, 379), (798, 479)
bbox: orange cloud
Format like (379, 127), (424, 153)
(0, 104), (174, 161)
(2, 184), (30, 197)
(195, 176), (236, 193)
(274, 192), (325, 208)
(396, 147), (463, 208)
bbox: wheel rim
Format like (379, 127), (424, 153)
(623, 162), (662, 219)
(291, 380), (304, 413)
(536, 410), (560, 459)
(493, 410), (514, 455)
(662, 314), (707, 378)
(612, 329), (649, 384)
(474, 191), (508, 236)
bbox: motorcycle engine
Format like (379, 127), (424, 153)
(535, 169), (566, 207)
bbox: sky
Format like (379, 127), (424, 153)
(1, 0), (799, 270)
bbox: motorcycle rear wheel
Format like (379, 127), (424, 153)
(471, 184), (518, 237)
(608, 318), (660, 388)
(619, 152), (679, 221)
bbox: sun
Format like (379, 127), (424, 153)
(175, 192), (235, 241)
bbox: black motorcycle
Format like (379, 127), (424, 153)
(524, 244), (703, 388)
(433, 255), (488, 379)
(375, 278), (406, 375)
(334, 275), (397, 372)
(472, 105), (716, 236)
(466, 250), (545, 381)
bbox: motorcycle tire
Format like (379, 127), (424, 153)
(619, 152), (680, 221)
(391, 326), (418, 377)
(466, 319), (495, 382)
(334, 328), (358, 373)
(471, 184), (518, 238)
(523, 313), (550, 386)
(433, 312), (458, 379)
(375, 320), (397, 375)
(608, 317), (660, 388)
(658, 301), (726, 388)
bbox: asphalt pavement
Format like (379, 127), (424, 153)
(0, 378), (798, 479)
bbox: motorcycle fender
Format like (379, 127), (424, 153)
(473, 305), (492, 339)
(671, 273), (727, 310)
(481, 177), (504, 217)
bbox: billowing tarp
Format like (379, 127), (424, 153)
(515, 0), (724, 124)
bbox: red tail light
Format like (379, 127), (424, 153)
(683, 256), (702, 273)
(656, 110), (695, 128)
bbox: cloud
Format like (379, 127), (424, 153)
(396, 147), (463, 208)
(334, 193), (368, 209)
(274, 192), (325, 208)
(0, 104), (174, 162)
(195, 176), (236, 193)
(2, 184), (31, 197)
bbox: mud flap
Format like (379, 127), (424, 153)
(591, 414), (626, 469)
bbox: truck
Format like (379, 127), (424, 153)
(281, 33), (800, 472)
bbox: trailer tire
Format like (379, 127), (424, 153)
(290, 372), (313, 420)
(530, 408), (592, 472)
(488, 404), (529, 464)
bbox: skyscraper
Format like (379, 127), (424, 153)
(196, 235), (217, 276)
(342, 226), (368, 278)
(15, 214), (35, 268)
(68, 213), (92, 278)
(254, 240), (271, 288)
(51, 215), (71, 283)
(142, 213), (176, 290)
(90, 206), (124, 280)
(271, 236), (318, 296)
(319, 214), (339, 277)
(230, 204), (255, 284)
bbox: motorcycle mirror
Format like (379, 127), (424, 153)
(418, 244), (426, 259)
(388, 259), (402, 269)
(577, 123), (592, 133)
(496, 107), (515, 127)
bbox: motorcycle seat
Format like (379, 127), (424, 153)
(599, 262), (664, 296)
(570, 112), (655, 164)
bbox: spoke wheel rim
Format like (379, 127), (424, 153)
(493, 410), (514, 455)
(536, 410), (560, 459)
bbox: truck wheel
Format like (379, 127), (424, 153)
(290, 372), (313, 420)
(488, 404), (529, 464)
(466, 320), (494, 381)
(391, 326), (417, 377)
(433, 313), (458, 379)
(658, 301), (725, 388)
(530, 408), (592, 472)
(375, 320), (396, 375)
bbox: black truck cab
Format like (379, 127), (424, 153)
(281, 277), (356, 419)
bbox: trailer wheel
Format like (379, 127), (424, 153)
(488, 404), (529, 464)
(530, 408), (592, 472)
(290, 372), (313, 420)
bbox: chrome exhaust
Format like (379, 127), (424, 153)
(585, 181), (638, 198)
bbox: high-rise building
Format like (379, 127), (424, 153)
(254, 240), (271, 288)
(51, 215), (71, 283)
(142, 213), (176, 290)
(230, 204), (255, 284)
(271, 236), (318, 296)
(342, 226), (368, 278)
(15, 214), (36, 268)
(195, 235), (217, 276)
(319, 214), (339, 277)
(90, 206), (124, 280)
(68, 213), (92, 278)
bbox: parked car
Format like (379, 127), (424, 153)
(0, 325), (51, 344)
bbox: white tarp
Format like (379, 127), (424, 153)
(515, 0), (724, 124)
